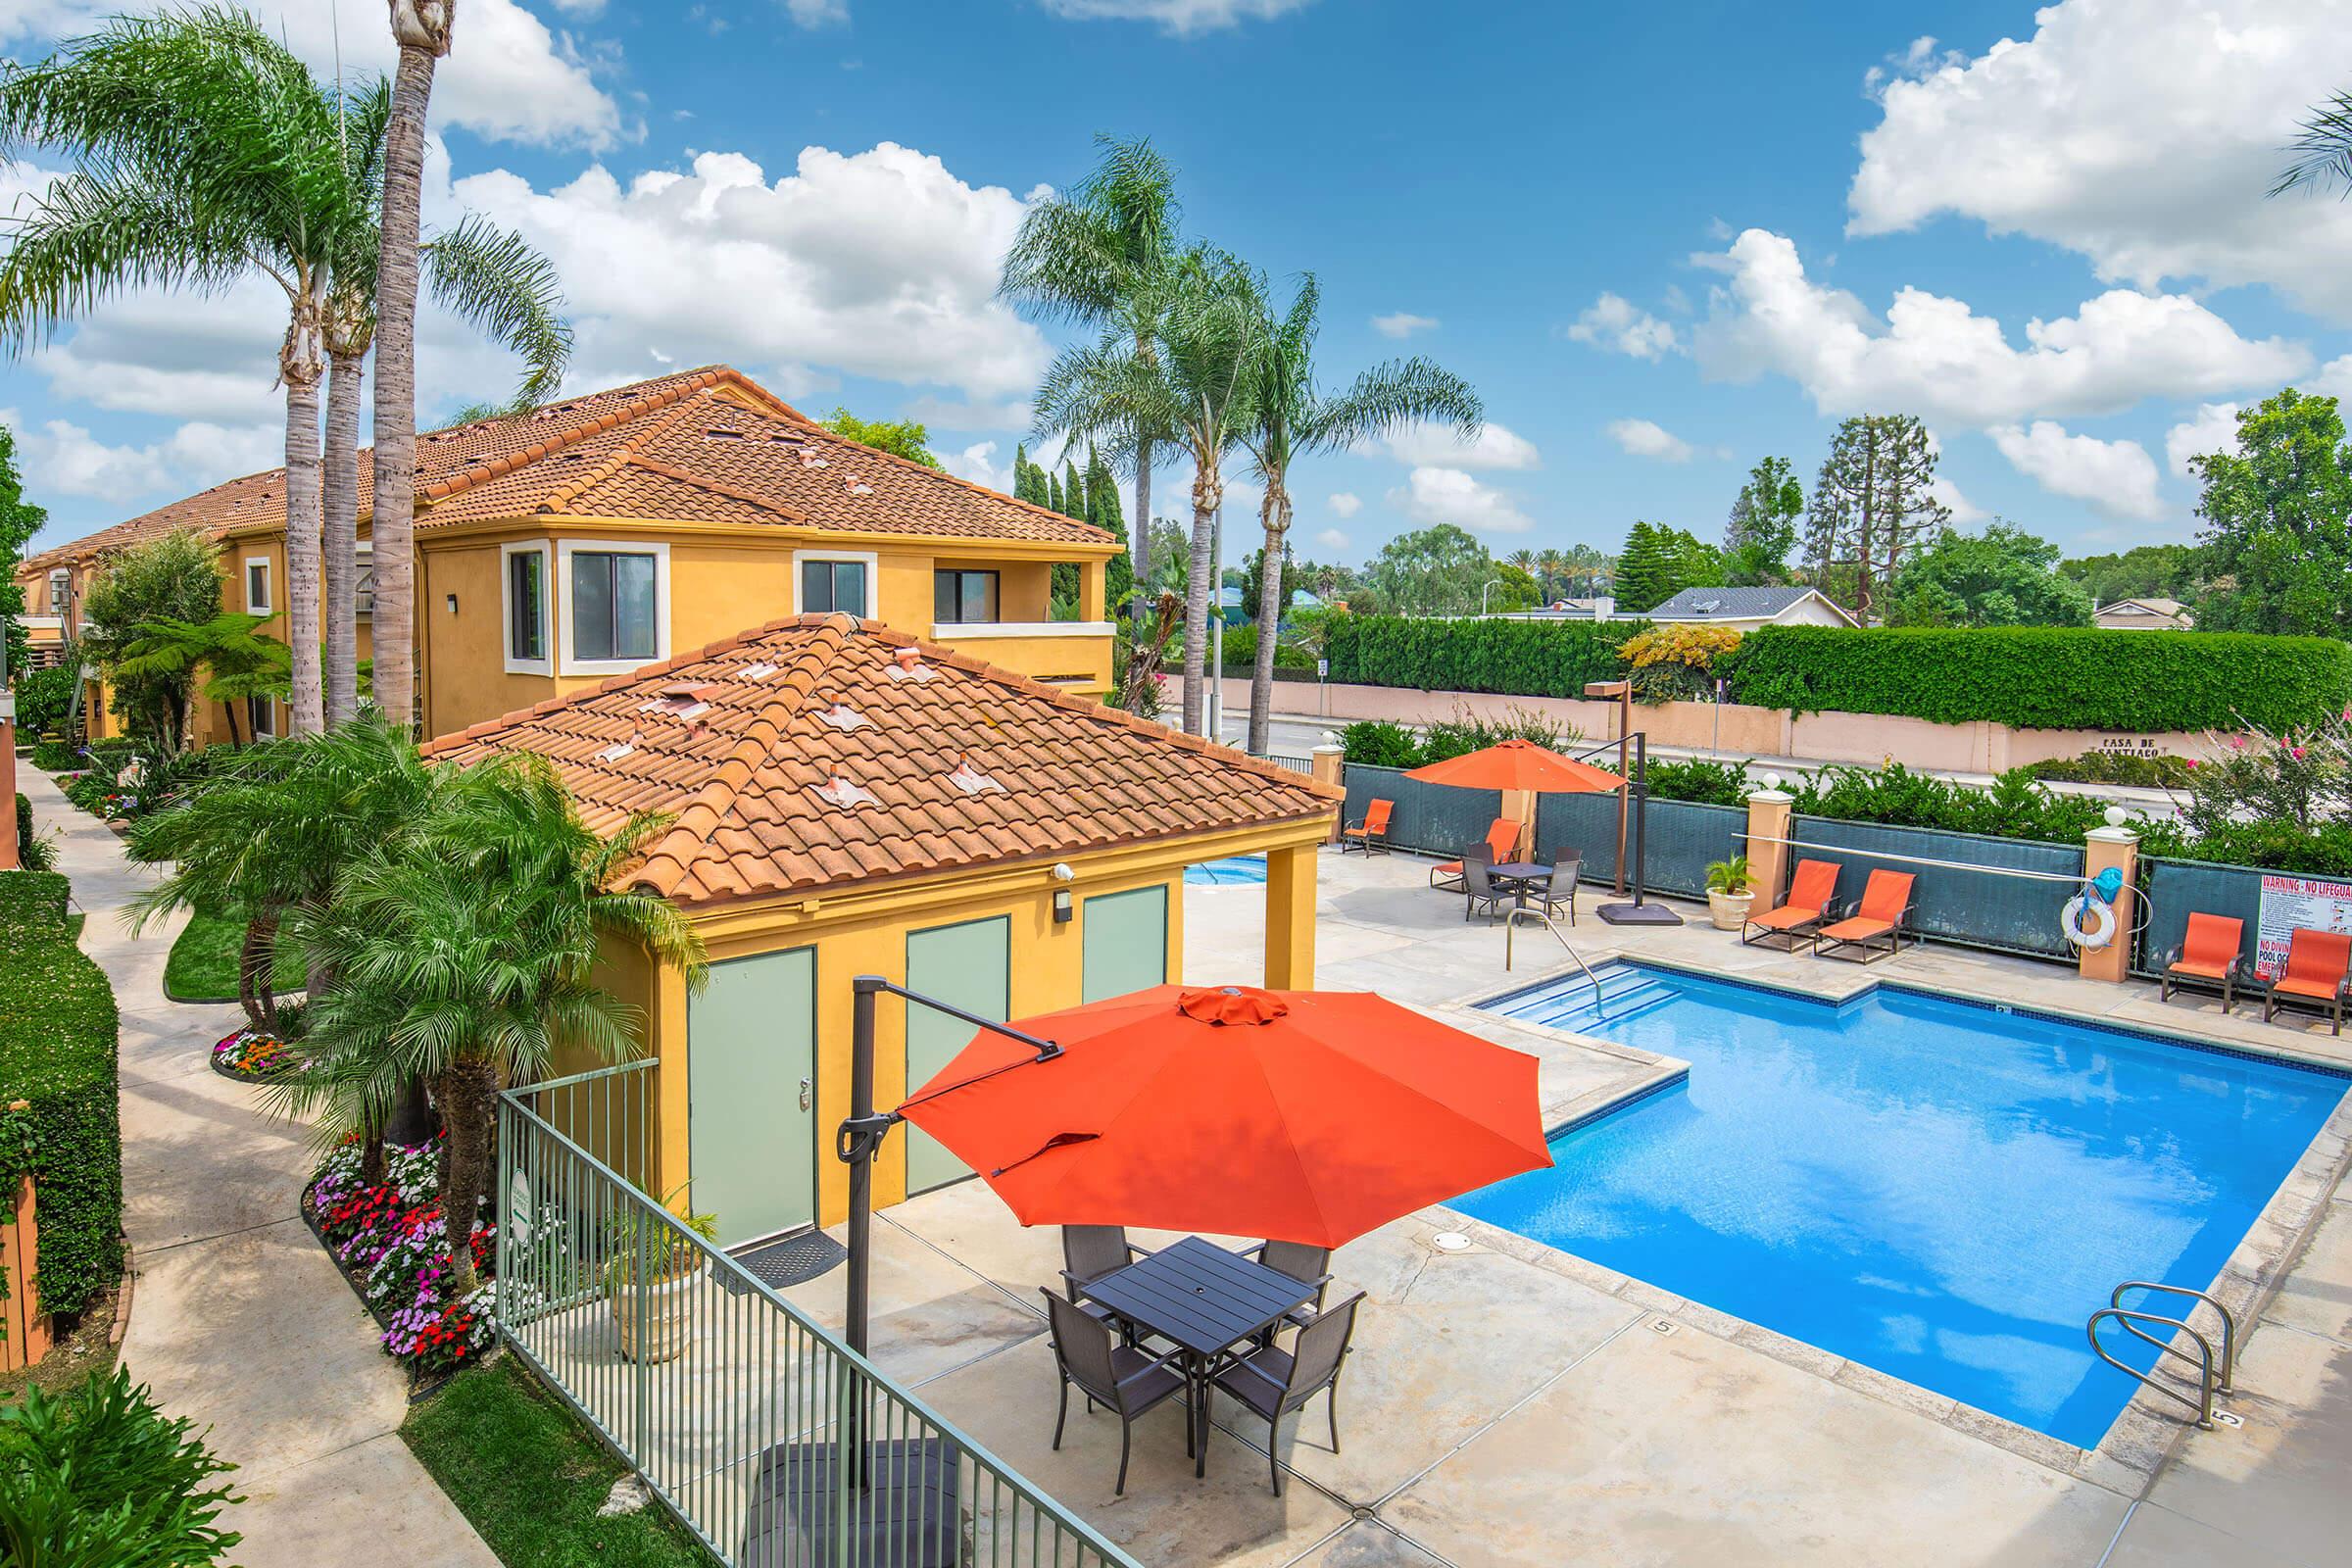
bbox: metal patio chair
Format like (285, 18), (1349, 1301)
(1041, 1290), (1193, 1494)
(1208, 1293), (1364, 1495)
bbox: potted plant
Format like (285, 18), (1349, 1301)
(1704, 855), (1755, 931)
(604, 1185), (719, 1363)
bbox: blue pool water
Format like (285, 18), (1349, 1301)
(1186, 854), (1268, 887)
(1456, 963), (2348, 1446)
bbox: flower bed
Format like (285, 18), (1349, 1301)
(209, 1027), (307, 1081)
(304, 1137), (523, 1380)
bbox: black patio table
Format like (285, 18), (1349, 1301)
(1077, 1235), (1321, 1479)
(1491, 861), (1551, 906)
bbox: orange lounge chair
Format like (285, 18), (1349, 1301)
(1741, 858), (1840, 951)
(2161, 912), (2248, 1013)
(2263, 928), (2351, 1035)
(1341, 799), (1394, 856)
(1813, 869), (1916, 964)
(1431, 816), (1521, 891)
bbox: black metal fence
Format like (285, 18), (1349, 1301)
(1340, 762), (1502, 858)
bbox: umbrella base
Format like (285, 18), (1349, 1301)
(1595, 901), (1685, 926)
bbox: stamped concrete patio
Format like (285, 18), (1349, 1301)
(766, 846), (2352, 1568)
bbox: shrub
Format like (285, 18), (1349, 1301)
(1644, 758), (1753, 806)
(1339, 720), (1420, 768)
(0, 868), (122, 1316)
(2026, 750), (2196, 789)
(1339, 708), (1585, 768)
(2139, 819), (2352, 876)
(0, 1366), (240, 1566)
(1620, 623), (1741, 704)
(29, 740), (75, 772)
(11, 664), (80, 738)
(1326, 614), (1641, 699)
(1788, 761), (2110, 844)
(1721, 625), (2352, 732)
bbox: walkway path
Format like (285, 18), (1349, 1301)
(24, 768), (497, 1568)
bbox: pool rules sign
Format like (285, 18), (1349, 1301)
(2256, 873), (2352, 977)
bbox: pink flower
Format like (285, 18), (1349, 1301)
(2185, 759), (2200, 769)
(2229, 735), (2249, 751)
(2291, 747), (2307, 760)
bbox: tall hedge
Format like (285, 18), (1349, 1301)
(1326, 615), (1641, 699)
(0, 869), (122, 1317)
(1722, 626), (2352, 732)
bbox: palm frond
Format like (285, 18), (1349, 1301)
(423, 213), (574, 405)
(2275, 88), (2352, 198)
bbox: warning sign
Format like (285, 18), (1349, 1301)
(2256, 873), (2352, 978)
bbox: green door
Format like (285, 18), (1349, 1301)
(1083, 885), (1169, 1003)
(688, 947), (816, 1248)
(905, 916), (1011, 1196)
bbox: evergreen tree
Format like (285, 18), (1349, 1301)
(1061, 458), (1088, 520)
(2189, 388), (2352, 638)
(1806, 415), (1947, 622)
(1615, 521), (1678, 612)
(1086, 446), (1134, 609)
(0, 422), (50, 680)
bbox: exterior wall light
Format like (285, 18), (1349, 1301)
(445, 593), (459, 613)
(1053, 889), (1074, 923)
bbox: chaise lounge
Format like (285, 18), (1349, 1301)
(2263, 928), (2352, 1034)
(1431, 816), (1521, 892)
(2160, 912), (2251, 1013)
(1813, 869), (1917, 964)
(1741, 858), (1839, 952)
(1340, 799), (1394, 855)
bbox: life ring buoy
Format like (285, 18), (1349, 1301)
(2062, 894), (2117, 950)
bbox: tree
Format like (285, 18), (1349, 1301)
(113, 612), (289, 747)
(1231, 271), (1481, 751)
(371, 0), (460, 735)
(0, 422), (48, 682)
(1004, 136), (1182, 628)
(1806, 414), (1948, 622)
(1885, 521), (2095, 628)
(2275, 84), (2352, 199)
(78, 531), (225, 751)
(822, 407), (943, 467)
(2188, 389), (2352, 638)
(300, 752), (705, 1295)
(1726, 456), (1803, 584)
(1361, 523), (1496, 615)
(2056, 543), (2199, 607)
(1614, 521), (1678, 612)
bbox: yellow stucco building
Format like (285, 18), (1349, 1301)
(427, 614), (1337, 1242)
(15, 367), (1120, 744)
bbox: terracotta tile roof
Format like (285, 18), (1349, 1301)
(19, 365), (1110, 575)
(420, 615), (1339, 907)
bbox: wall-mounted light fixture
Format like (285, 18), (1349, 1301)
(1053, 889), (1073, 924)
(445, 593), (459, 613)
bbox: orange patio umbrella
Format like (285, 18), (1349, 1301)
(1403, 737), (1625, 794)
(897, 984), (1550, 1249)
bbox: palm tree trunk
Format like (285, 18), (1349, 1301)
(371, 14), (452, 737)
(1248, 479), (1290, 756)
(361, 1129), (388, 1190)
(280, 295), (327, 737)
(1132, 437), (1152, 615)
(322, 345), (366, 726)
(1181, 451), (1220, 735)
(239, 906), (281, 1034)
(437, 1054), (499, 1297)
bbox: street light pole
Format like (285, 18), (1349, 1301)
(1481, 578), (1503, 617)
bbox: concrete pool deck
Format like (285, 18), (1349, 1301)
(766, 846), (2352, 1567)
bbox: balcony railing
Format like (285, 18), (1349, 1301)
(495, 1061), (1139, 1568)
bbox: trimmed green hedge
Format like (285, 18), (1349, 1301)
(0, 868), (122, 1317)
(1722, 625), (2352, 732)
(1326, 615), (1640, 699)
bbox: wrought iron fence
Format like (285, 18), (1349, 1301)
(495, 1061), (1138, 1568)
(1253, 752), (1313, 775)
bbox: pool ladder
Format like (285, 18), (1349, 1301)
(2084, 1282), (2238, 1430)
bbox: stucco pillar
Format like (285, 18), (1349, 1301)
(1079, 560), (1107, 623)
(1744, 777), (1795, 912)
(1311, 741), (1345, 845)
(1501, 789), (1536, 861)
(2080, 816), (2139, 985)
(1264, 842), (1318, 990)
(0, 690), (18, 871)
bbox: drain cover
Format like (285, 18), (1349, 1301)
(1432, 1231), (1472, 1252)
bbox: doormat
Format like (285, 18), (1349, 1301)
(722, 1230), (847, 1294)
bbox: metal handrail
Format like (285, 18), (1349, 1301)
(2111, 1282), (2236, 1393)
(1504, 906), (1602, 989)
(1737, 831), (2088, 884)
(2086, 1307), (2221, 1429)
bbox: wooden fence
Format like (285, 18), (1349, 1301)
(2, 1175), (50, 1373)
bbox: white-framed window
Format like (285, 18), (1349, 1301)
(793, 549), (876, 618)
(556, 538), (668, 676)
(354, 542), (374, 616)
(46, 568), (69, 615)
(501, 541), (553, 675)
(243, 555), (272, 614)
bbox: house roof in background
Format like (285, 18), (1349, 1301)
(1648, 585), (1853, 624)
(420, 613), (1338, 907)
(2095, 597), (2189, 617)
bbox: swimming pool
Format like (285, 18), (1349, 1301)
(1456, 962), (2348, 1447)
(1185, 854), (1267, 887)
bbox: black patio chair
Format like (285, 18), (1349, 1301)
(1527, 852), (1581, 926)
(1462, 857), (1508, 923)
(1060, 1225), (1152, 1333)
(1209, 1293), (1365, 1495)
(1041, 1289), (1193, 1494)
(1241, 1239), (1332, 1343)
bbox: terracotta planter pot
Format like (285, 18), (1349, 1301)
(610, 1265), (704, 1363)
(1706, 890), (1755, 932)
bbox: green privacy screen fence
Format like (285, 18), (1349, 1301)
(1779, 817), (2085, 959)
(1341, 763), (1502, 858)
(2132, 858), (2267, 979)
(1536, 795), (1742, 899)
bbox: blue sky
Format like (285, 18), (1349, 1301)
(5, 0), (2350, 566)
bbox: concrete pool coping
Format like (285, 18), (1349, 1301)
(1419, 949), (2352, 1493)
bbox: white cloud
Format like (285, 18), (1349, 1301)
(1929, 475), (1985, 524)
(1691, 228), (2307, 426)
(1038, 0), (1317, 33)
(0, 0), (625, 150)
(939, 440), (1013, 494)
(1326, 491), (1362, 518)
(549, 0), (608, 14)
(1987, 420), (2165, 520)
(782, 0), (850, 24)
(1605, 417), (1710, 463)
(454, 142), (1053, 403)
(1314, 527), (1349, 554)
(1, 408), (277, 503)
(1564, 292), (1682, 360)
(1371, 312), (1438, 339)
(1386, 466), (1534, 534)
(1381, 419), (1540, 470)
(2314, 354), (2352, 403)
(2164, 403), (2240, 479)
(1848, 0), (2352, 322)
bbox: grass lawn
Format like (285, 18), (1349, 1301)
(162, 906), (304, 1004)
(402, 1356), (717, 1568)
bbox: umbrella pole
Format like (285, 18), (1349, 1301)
(1597, 732), (1684, 926)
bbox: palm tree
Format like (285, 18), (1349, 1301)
(1233, 273), (1481, 752)
(1002, 136), (1182, 619)
(0, 7), (380, 738)
(2275, 87), (2352, 197)
(1035, 248), (1259, 735)
(1535, 548), (1569, 602)
(113, 611), (288, 747)
(295, 753), (704, 1295)
(370, 2), (459, 736)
